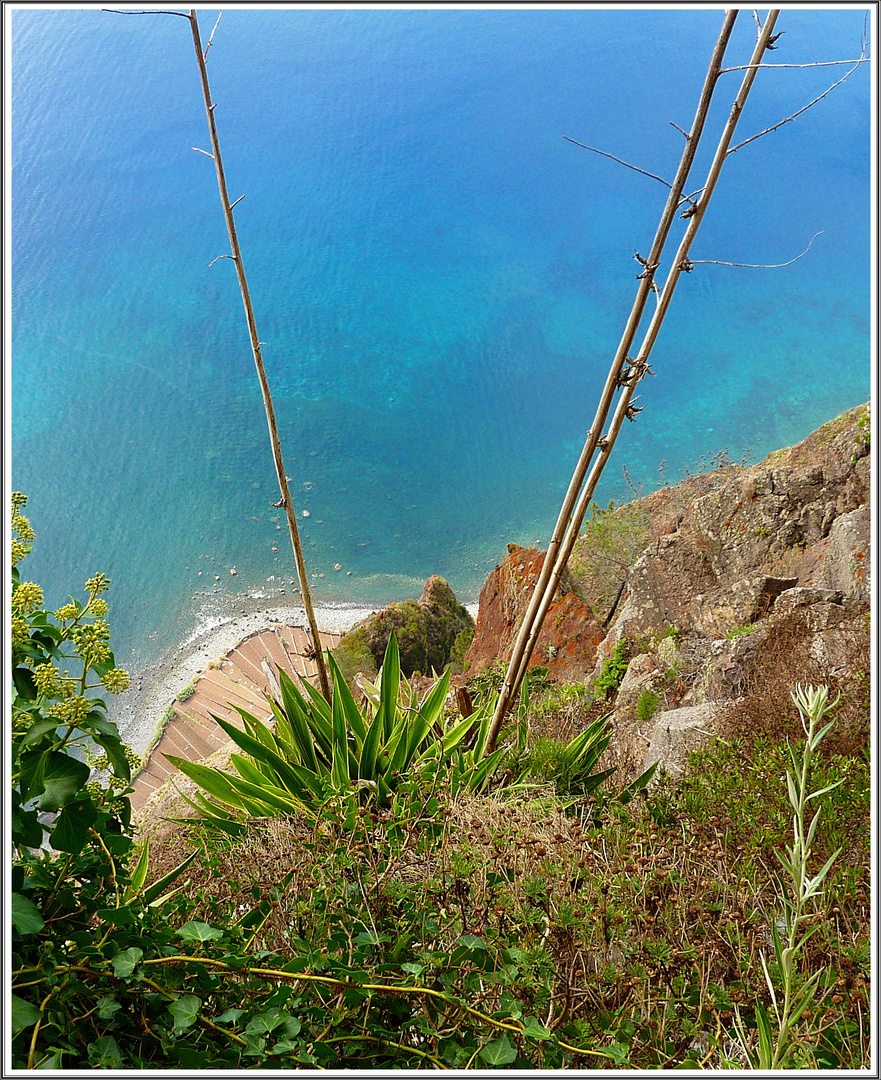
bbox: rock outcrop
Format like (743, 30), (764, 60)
(465, 544), (605, 682)
(334, 575), (474, 679)
(468, 404), (871, 781)
(595, 404), (870, 779)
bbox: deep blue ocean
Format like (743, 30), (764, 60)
(11, 7), (871, 679)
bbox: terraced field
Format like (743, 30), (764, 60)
(130, 625), (342, 814)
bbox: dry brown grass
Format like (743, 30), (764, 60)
(718, 605), (870, 759)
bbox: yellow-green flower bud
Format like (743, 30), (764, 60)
(12, 615), (29, 646)
(84, 573), (110, 596)
(49, 696), (91, 724)
(100, 668), (130, 695)
(33, 663), (63, 696)
(54, 603), (79, 623)
(13, 513), (35, 543)
(12, 582), (44, 614)
(11, 539), (27, 568)
(90, 597), (108, 617)
(11, 491), (28, 508)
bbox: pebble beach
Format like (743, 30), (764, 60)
(112, 596), (378, 759)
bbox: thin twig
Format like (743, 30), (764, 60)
(192, 146), (214, 159)
(669, 121), (689, 139)
(720, 57), (870, 73)
(753, 10), (763, 38)
(563, 136), (672, 189)
(728, 57), (867, 155)
(229, 193), (246, 211)
(101, 7), (190, 16)
(690, 231), (822, 269)
(203, 9), (223, 60)
(490, 11), (783, 746)
(208, 254), (237, 267)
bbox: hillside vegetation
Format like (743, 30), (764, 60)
(10, 408), (870, 1069)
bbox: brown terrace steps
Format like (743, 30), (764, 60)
(130, 625), (342, 815)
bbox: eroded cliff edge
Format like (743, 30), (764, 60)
(465, 403), (870, 780)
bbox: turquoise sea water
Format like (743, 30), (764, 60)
(11, 8), (871, 679)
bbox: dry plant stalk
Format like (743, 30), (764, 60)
(187, 10), (332, 702)
(486, 9), (784, 753)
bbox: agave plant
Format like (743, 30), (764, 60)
(167, 633), (509, 834)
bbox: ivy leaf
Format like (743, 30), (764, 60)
(243, 1033), (267, 1057)
(521, 1015), (552, 1041)
(96, 905), (136, 926)
(353, 930), (391, 946)
(11, 799), (43, 849)
(457, 934), (487, 950)
(88, 1036), (123, 1069)
(91, 732), (131, 782)
(34, 1048), (65, 1069)
(608, 1041), (631, 1065)
(176, 920), (224, 943)
(12, 666), (37, 701)
(11, 994), (42, 1037)
(271, 1038), (302, 1055)
(479, 1034), (518, 1066)
(11, 892), (44, 936)
(20, 718), (60, 748)
(215, 1008), (245, 1024)
(245, 1008), (290, 1035)
(20, 750), (89, 811)
(111, 947), (143, 978)
(51, 798), (97, 854)
(96, 997), (122, 1020)
(167, 994), (202, 1032)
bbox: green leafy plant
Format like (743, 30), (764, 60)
(10, 494), (196, 1068)
(635, 690), (660, 723)
(851, 408), (870, 463)
(594, 638), (629, 699)
(177, 678), (198, 702)
(519, 714), (656, 803)
(733, 685), (844, 1069)
(725, 622), (759, 639)
(168, 633), (510, 833)
(11, 493), (133, 859)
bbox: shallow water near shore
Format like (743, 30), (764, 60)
(10, 8), (871, 745)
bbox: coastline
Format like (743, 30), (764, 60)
(112, 591), (480, 758)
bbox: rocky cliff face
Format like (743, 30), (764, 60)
(467, 404), (871, 780)
(464, 544), (605, 682)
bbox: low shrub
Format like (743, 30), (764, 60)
(594, 638), (629, 699)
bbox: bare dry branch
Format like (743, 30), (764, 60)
(187, 8), (332, 702)
(690, 231), (823, 269)
(203, 9), (223, 60)
(486, 9), (742, 750)
(669, 121), (689, 139)
(192, 146), (215, 159)
(563, 136), (672, 189)
(208, 254), (237, 267)
(727, 56), (868, 155)
(229, 194), (246, 211)
(721, 57), (869, 73)
(102, 7), (190, 16)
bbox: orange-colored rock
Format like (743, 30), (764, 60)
(465, 544), (603, 682)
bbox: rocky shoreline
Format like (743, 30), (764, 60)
(111, 599), (378, 758)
